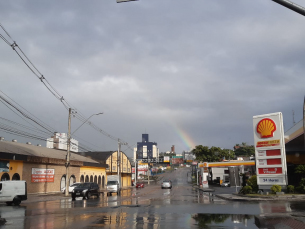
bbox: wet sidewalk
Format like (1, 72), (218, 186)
(23, 186), (135, 204)
(214, 193), (305, 201)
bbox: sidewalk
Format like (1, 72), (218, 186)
(23, 192), (70, 203)
(195, 185), (305, 202)
(24, 186), (135, 204)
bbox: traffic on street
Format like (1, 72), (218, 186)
(1, 168), (305, 228)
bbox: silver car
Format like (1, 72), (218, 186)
(161, 180), (172, 189)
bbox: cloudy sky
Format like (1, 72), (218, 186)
(1, 0), (305, 157)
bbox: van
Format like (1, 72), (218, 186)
(106, 175), (121, 196)
(0, 181), (27, 206)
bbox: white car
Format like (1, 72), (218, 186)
(221, 181), (230, 187)
(61, 182), (81, 193)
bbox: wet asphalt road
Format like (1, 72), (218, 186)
(1, 168), (305, 228)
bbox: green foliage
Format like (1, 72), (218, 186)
(239, 186), (252, 194)
(234, 143), (255, 157)
(287, 185), (294, 194)
(246, 175), (258, 192)
(270, 185), (282, 194)
(295, 165), (305, 177)
(192, 145), (235, 162)
(297, 178), (305, 194)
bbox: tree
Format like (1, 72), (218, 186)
(192, 145), (235, 162)
(295, 165), (305, 178)
(234, 143), (255, 157)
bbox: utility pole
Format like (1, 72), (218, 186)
(117, 139), (127, 189)
(117, 139), (121, 183)
(65, 108), (72, 196)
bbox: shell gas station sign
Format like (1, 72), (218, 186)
(253, 112), (287, 187)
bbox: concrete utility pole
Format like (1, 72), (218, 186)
(117, 139), (127, 188)
(272, 0), (305, 16)
(65, 108), (72, 196)
(64, 110), (102, 196)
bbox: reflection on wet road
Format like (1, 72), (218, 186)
(0, 168), (304, 228)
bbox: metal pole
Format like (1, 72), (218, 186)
(65, 108), (72, 196)
(135, 159), (137, 185)
(234, 168), (237, 193)
(272, 0), (305, 16)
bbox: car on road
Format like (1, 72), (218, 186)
(136, 183), (144, 188)
(61, 182), (81, 194)
(221, 181), (230, 187)
(71, 182), (100, 200)
(161, 180), (172, 189)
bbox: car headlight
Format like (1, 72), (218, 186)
(72, 190), (75, 193)
(82, 189), (88, 193)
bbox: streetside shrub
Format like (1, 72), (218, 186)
(287, 185), (294, 194)
(246, 175), (258, 193)
(239, 186), (252, 194)
(270, 185), (281, 194)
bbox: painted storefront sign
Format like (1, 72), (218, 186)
(31, 168), (54, 182)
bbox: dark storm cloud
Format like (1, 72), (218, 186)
(1, 0), (305, 156)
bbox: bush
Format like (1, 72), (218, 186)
(270, 185), (282, 194)
(246, 175), (258, 193)
(287, 185), (294, 194)
(239, 186), (252, 194)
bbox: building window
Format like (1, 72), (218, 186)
(90, 175), (93, 182)
(1, 173), (10, 181)
(102, 175), (105, 188)
(85, 175), (89, 182)
(98, 176), (101, 186)
(70, 175), (76, 185)
(12, 173), (20, 180)
(60, 175), (66, 192)
(80, 175), (84, 183)
(94, 175), (97, 183)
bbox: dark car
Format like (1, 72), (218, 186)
(71, 182), (100, 200)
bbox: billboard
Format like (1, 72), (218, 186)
(164, 156), (170, 163)
(171, 158), (183, 165)
(253, 112), (287, 187)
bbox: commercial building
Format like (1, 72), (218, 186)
(134, 134), (159, 160)
(79, 151), (132, 187)
(0, 139), (107, 193)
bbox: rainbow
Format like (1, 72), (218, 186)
(172, 122), (196, 150)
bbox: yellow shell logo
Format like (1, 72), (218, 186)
(257, 118), (276, 138)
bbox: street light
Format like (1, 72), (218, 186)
(65, 109), (103, 196)
(71, 112), (103, 136)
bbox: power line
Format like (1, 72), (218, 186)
(0, 23), (133, 152)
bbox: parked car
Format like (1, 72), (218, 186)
(221, 181), (230, 187)
(71, 182), (100, 200)
(61, 182), (81, 194)
(161, 180), (172, 189)
(136, 183), (144, 188)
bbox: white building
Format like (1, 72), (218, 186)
(46, 133), (78, 152)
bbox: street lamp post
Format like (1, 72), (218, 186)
(65, 110), (103, 196)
